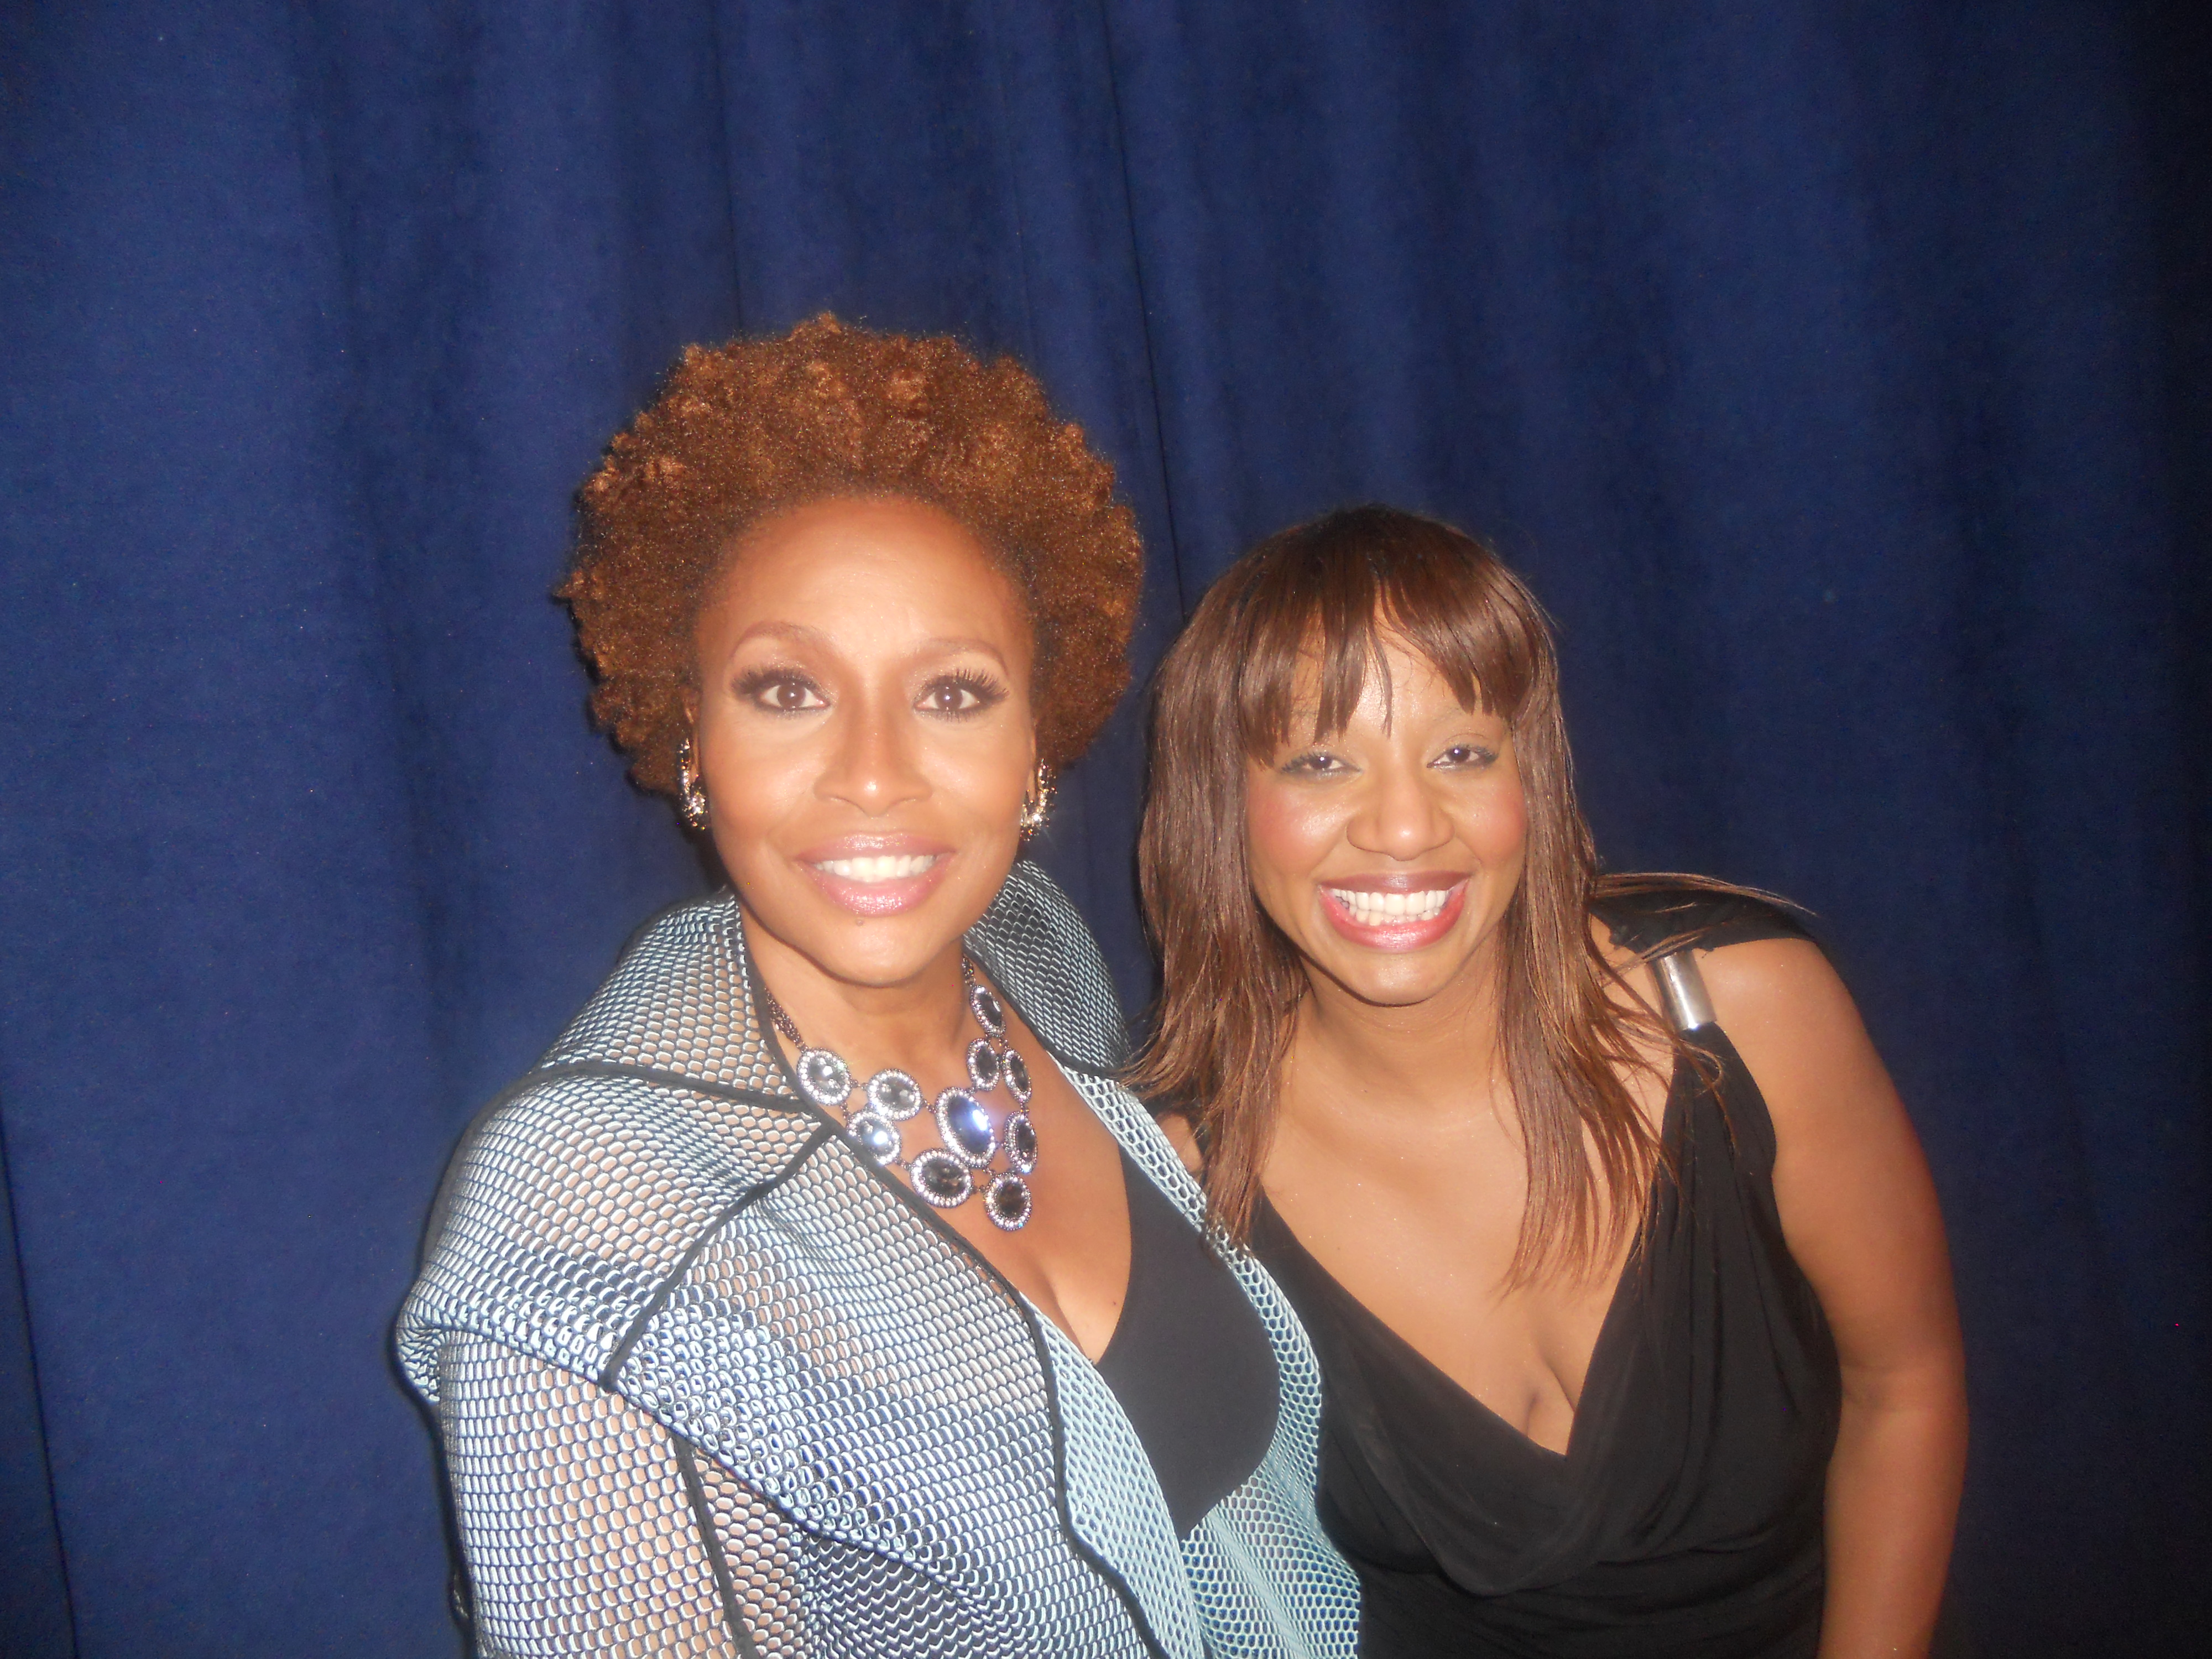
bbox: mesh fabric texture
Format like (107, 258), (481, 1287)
(399, 860), (1358, 1657)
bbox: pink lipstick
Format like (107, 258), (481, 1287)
(1316, 873), (1469, 952)
(797, 833), (952, 917)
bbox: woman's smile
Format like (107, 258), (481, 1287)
(1318, 873), (1469, 950)
(797, 831), (954, 916)
(815, 853), (939, 882)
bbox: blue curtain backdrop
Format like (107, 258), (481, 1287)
(1, 2), (2204, 1653)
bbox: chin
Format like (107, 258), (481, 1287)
(768, 906), (950, 984)
(744, 855), (1011, 982)
(1333, 960), (1463, 1008)
(1301, 917), (1489, 1008)
(822, 941), (947, 989)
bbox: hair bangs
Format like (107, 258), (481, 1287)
(1139, 503), (1678, 1275)
(1224, 505), (1547, 760)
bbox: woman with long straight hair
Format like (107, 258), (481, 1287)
(1137, 505), (1965, 1658)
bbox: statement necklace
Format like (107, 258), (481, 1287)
(764, 958), (1040, 1230)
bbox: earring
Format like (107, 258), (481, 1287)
(1018, 764), (1055, 839)
(676, 736), (710, 831)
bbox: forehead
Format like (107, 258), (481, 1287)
(703, 495), (1031, 649)
(1282, 628), (1496, 730)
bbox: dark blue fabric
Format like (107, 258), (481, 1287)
(0, 4), (2201, 1655)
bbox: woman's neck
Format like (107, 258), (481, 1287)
(1286, 945), (1510, 1133)
(741, 908), (974, 1078)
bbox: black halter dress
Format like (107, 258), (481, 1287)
(1250, 890), (1841, 1657)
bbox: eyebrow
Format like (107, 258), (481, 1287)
(729, 620), (827, 650)
(919, 636), (1014, 670)
(727, 623), (1013, 672)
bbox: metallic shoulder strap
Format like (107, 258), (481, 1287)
(1653, 948), (1717, 1033)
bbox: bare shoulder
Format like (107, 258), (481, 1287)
(1694, 935), (1892, 1141)
(1695, 932), (1849, 1023)
(1696, 935), (1958, 1374)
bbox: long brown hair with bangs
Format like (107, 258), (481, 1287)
(1134, 505), (1693, 1282)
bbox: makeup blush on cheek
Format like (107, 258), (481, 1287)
(1442, 764), (1532, 919)
(1468, 785), (1528, 863)
(1244, 768), (1340, 923)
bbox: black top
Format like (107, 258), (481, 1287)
(1250, 889), (1841, 1657)
(1098, 1146), (1281, 1534)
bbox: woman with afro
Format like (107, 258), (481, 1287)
(397, 319), (1359, 1659)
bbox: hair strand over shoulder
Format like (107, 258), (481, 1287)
(1133, 505), (1729, 1284)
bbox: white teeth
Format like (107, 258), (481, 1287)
(1326, 886), (1452, 924)
(816, 854), (937, 883)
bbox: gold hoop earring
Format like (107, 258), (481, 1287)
(1018, 764), (1055, 839)
(676, 736), (710, 831)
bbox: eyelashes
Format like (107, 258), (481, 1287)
(728, 665), (1010, 716)
(732, 666), (828, 713)
(920, 669), (1009, 715)
(1433, 744), (1498, 769)
(1275, 742), (1498, 775)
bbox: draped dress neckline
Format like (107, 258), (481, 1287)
(1246, 888), (1841, 1658)
(1250, 1070), (1686, 1590)
(1255, 1079), (1671, 1456)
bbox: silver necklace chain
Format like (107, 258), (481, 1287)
(762, 958), (1040, 1230)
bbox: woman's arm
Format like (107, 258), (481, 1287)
(1701, 940), (1968, 1659)
(437, 1333), (792, 1656)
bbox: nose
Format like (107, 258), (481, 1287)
(816, 691), (930, 815)
(1345, 757), (1453, 862)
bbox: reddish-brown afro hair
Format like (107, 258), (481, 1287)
(560, 315), (1143, 796)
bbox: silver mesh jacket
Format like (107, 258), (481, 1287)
(398, 861), (1360, 1658)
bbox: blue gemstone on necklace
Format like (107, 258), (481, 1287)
(937, 1087), (996, 1165)
(765, 963), (1041, 1221)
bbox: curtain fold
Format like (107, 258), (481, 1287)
(0, 3), (2201, 1654)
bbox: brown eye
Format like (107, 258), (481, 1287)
(918, 674), (1001, 714)
(735, 671), (827, 713)
(1433, 743), (1496, 769)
